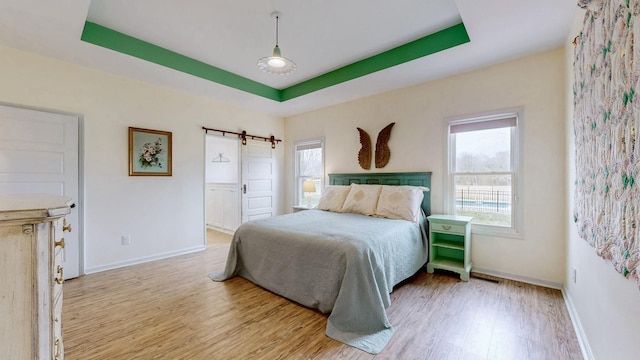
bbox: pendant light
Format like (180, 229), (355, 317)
(257, 12), (296, 75)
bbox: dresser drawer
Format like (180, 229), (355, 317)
(52, 223), (65, 311)
(53, 266), (64, 301)
(431, 222), (467, 235)
(52, 217), (65, 360)
(53, 242), (64, 289)
(52, 292), (63, 360)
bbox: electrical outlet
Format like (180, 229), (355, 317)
(121, 235), (131, 246)
(572, 267), (577, 283)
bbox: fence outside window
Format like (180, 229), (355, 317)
(455, 186), (511, 215)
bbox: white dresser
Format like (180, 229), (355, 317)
(0, 194), (73, 360)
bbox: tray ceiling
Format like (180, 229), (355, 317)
(0, 0), (577, 116)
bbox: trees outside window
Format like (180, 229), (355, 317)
(447, 109), (523, 237)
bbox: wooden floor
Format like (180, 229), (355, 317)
(62, 229), (583, 360)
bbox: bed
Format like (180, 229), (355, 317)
(209, 172), (431, 354)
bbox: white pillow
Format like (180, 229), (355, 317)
(375, 185), (426, 223)
(341, 184), (383, 216)
(316, 185), (351, 212)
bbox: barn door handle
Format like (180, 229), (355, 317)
(243, 184), (247, 194)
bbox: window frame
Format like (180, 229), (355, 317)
(294, 138), (324, 207)
(445, 108), (524, 238)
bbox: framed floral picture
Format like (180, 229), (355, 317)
(128, 127), (172, 176)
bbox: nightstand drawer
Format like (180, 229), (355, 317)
(430, 222), (466, 234)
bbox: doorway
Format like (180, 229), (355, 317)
(205, 135), (240, 235)
(0, 104), (82, 279)
(204, 135), (277, 241)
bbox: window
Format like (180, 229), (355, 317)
(295, 139), (324, 207)
(447, 109), (523, 237)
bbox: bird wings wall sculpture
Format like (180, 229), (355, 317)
(356, 127), (372, 170)
(375, 123), (395, 168)
(356, 122), (395, 170)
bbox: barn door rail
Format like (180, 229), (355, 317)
(202, 126), (281, 149)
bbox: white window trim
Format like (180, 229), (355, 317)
(444, 107), (524, 239)
(294, 138), (325, 206)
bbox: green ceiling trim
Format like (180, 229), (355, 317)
(81, 22), (280, 101)
(281, 23), (470, 101)
(81, 21), (469, 103)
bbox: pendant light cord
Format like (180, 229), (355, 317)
(275, 15), (280, 47)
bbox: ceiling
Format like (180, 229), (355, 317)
(0, 0), (577, 117)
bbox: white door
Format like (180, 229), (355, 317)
(0, 105), (81, 279)
(241, 140), (275, 222)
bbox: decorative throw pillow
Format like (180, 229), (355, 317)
(375, 185), (427, 223)
(341, 184), (383, 216)
(316, 185), (351, 212)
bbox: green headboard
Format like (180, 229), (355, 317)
(328, 172), (432, 216)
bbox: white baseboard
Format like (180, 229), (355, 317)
(471, 266), (563, 289)
(84, 245), (206, 275)
(562, 287), (594, 360)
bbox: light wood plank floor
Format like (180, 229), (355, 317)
(62, 230), (582, 360)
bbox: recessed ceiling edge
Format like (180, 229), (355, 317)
(80, 21), (470, 103)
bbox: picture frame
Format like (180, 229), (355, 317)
(128, 127), (172, 176)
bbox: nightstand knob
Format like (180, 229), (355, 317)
(443, 225), (452, 230)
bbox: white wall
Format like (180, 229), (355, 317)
(564, 7), (640, 360)
(284, 48), (567, 285)
(0, 44), (284, 273)
(205, 135), (239, 183)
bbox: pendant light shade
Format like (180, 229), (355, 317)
(257, 12), (296, 75)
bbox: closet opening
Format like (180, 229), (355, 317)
(205, 134), (240, 244)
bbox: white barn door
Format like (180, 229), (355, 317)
(0, 105), (81, 279)
(241, 140), (275, 222)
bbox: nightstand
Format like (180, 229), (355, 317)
(426, 214), (473, 281)
(292, 205), (314, 212)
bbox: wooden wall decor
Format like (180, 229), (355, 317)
(356, 128), (372, 170)
(356, 122), (395, 170)
(375, 123), (395, 168)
